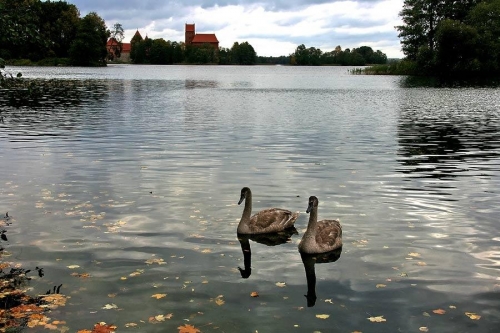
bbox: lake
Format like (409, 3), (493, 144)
(1, 65), (499, 332)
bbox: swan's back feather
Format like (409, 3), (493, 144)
(245, 208), (299, 234)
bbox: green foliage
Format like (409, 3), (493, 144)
(291, 44), (387, 66)
(396, 0), (500, 78)
(69, 12), (110, 66)
(231, 42), (257, 65)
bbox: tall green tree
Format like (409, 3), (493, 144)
(396, 0), (479, 60)
(69, 12), (109, 66)
(0, 0), (44, 59)
(39, 1), (79, 58)
(231, 42), (257, 65)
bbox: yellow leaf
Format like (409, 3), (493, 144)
(215, 297), (225, 306)
(325, 299), (333, 304)
(376, 284), (386, 288)
(275, 282), (286, 287)
(201, 249), (212, 253)
(316, 314), (330, 319)
(367, 316), (386, 322)
(465, 312), (481, 320)
(102, 303), (118, 310)
(67, 265), (80, 269)
(125, 323), (137, 327)
(151, 293), (167, 299)
(433, 309), (446, 315)
(417, 262), (427, 266)
(408, 252), (421, 257)
(419, 327), (429, 332)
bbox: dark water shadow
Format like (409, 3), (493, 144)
(400, 76), (500, 88)
(300, 247), (342, 307)
(237, 227), (298, 279)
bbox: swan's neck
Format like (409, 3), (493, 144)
(304, 207), (318, 237)
(238, 193), (253, 233)
(241, 193), (252, 221)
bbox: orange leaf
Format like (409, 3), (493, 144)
(91, 322), (117, 333)
(433, 309), (446, 315)
(178, 323), (201, 333)
(250, 291), (259, 297)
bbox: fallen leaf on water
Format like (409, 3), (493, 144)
(250, 291), (259, 297)
(465, 312), (481, 320)
(125, 323), (137, 327)
(151, 293), (167, 299)
(367, 316), (386, 322)
(275, 282), (286, 287)
(433, 309), (446, 315)
(67, 265), (80, 269)
(417, 262), (427, 266)
(215, 296), (225, 306)
(423, 312), (430, 317)
(145, 258), (166, 265)
(325, 299), (333, 304)
(419, 327), (429, 332)
(316, 314), (330, 319)
(201, 249), (212, 253)
(178, 324), (201, 333)
(449, 305), (456, 309)
(376, 284), (386, 288)
(101, 303), (118, 310)
(408, 252), (420, 257)
(71, 272), (91, 278)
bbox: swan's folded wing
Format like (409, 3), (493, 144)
(250, 208), (297, 232)
(316, 220), (342, 248)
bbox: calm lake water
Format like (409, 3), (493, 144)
(1, 65), (499, 332)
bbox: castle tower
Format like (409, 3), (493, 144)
(185, 23), (195, 45)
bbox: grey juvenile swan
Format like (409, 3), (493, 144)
(298, 196), (342, 254)
(237, 187), (299, 234)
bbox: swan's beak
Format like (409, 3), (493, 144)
(238, 194), (245, 205)
(306, 202), (313, 213)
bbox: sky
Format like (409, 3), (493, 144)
(67, 0), (405, 58)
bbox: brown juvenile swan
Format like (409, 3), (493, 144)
(237, 187), (299, 234)
(298, 196), (342, 254)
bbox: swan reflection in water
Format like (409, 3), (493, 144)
(300, 247), (342, 307)
(237, 227), (298, 279)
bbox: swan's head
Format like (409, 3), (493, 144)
(306, 196), (319, 213)
(238, 187), (251, 205)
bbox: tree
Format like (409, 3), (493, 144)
(434, 19), (479, 77)
(38, 1), (79, 58)
(0, 0), (44, 59)
(69, 12), (109, 66)
(107, 23), (124, 60)
(396, 0), (480, 60)
(231, 42), (257, 65)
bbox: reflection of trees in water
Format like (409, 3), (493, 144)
(0, 79), (108, 138)
(397, 98), (500, 179)
(237, 227), (298, 279)
(300, 247), (342, 307)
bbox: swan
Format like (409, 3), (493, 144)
(298, 196), (342, 254)
(237, 187), (299, 234)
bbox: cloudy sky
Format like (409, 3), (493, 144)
(68, 0), (405, 58)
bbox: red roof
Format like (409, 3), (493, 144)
(186, 24), (195, 32)
(107, 39), (131, 53)
(191, 34), (218, 43)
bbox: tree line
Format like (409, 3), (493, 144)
(396, 0), (500, 78)
(291, 44), (387, 66)
(128, 35), (258, 65)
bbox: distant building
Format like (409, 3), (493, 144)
(106, 30), (142, 62)
(185, 23), (219, 49)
